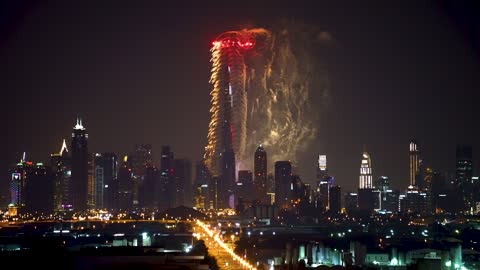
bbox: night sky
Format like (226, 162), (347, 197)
(2, 1), (479, 199)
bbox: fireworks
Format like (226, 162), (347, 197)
(205, 27), (325, 176)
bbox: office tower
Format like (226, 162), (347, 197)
(141, 166), (159, 208)
(266, 173), (275, 193)
(317, 175), (334, 211)
(24, 163), (54, 214)
(51, 139), (72, 212)
(274, 161), (292, 208)
(174, 159), (192, 207)
(93, 153), (118, 209)
(344, 192), (358, 214)
(316, 154), (328, 181)
(328, 185), (341, 214)
(409, 140), (421, 188)
(132, 144), (153, 176)
(254, 145), (267, 202)
(359, 151), (373, 189)
(456, 145), (474, 213)
(400, 186), (429, 214)
(194, 161), (210, 209)
(160, 146), (175, 209)
(87, 154), (96, 209)
(95, 153), (118, 209)
(131, 144), (153, 206)
(237, 170), (254, 202)
(10, 154), (34, 209)
(220, 150), (236, 209)
(204, 29), (271, 178)
(71, 117), (88, 211)
(358, 188), (377, 212)
(117, 155), (133, 209)
(376, 176), (390, 192)
(382, 190), (400, 213)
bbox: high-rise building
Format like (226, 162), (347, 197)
(92, 153), (117, 209)
(87, 154), (96, 209)
(344, 192), (358, 214)
(117, 155), (133, 210)
(274, 161), (292, 208)
(132, 144), (153, 176)
(455, 145), (474, 214)
(160, 146), (175, 209)
(131, 144), (153, 206)
(141, 166), (159, 208)
(51, 139), (72, 212)
(24, 163), (54, 214)
(328, 185), (341, 214)
(237, 170), (254, 202)
(10, 154), (34, 209)
(96, 153), (118, 210)
(194, 161), (210, 209)
(317, 175), (334, 211)
(409, 140), (420, 188)
(71, 117), (88, 212)
(254, 145), (267, 202)
(359, 151), (373, 189)
(376, 176), (390, 192)
(174, 159), (192, 207)
(220, 150), (235, 209)
(316, 154), (328, 181)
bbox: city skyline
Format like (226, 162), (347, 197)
(2, 1), (480, 198)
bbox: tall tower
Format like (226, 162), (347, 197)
(274, 161), (292, 208)
(359, 151), (373, 189)
(254, 145), (267, 201)
(51, 139), (72, 212)
(160, 146), (175, 209)
(456, 145), (473, 213)
(71, 116), (88, 212)
(409, 140), (420, 187)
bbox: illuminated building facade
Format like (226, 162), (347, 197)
(359, 151), (373, 189)
(409, 140), (421, 187)
(71, 117), (88, 211)
(10, 155), (32, 209)
(316, 154), (328, 181)
(87, 153), (96, 209)
(254, 145), (267, 202)
(96, 152), (118, 209)
(51, 139), (72, 212)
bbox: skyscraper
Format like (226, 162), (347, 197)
(174, 158), (192, 207)
(24, 163), (54, 214)
(71, 117), (88, 212)
(359, 151), (373, 189)
(237, 170), (254, 202)
(316, 154), (328, 181)
(51, 139), (72, 212)
(96, 153), (118, 210)
(328, 185), (341, 214)
(117, 155), (133, 210)
(274, 161), (292, 208)
(409, 140), (420, 187)
(456, 145), (474, 213)
(10, 154), (34, 209)
(87, 154), (95, 209)
(254, 145), (267, 202)
(131, 144), (153, 206)
(160, 146), (175, 209)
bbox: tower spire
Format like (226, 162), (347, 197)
(60, 139), (68, 155)
(74, 115), (85, 130)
